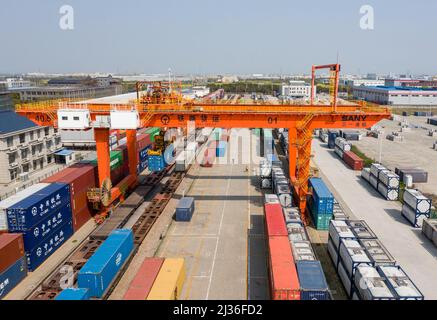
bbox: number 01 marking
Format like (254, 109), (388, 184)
(267, 117), (277, 124)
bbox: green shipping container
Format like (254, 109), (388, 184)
(145, 128), (161, 142)
(312, 213), (332, 230)
(253, 129), (260, 136)
(92, 150), (123, 170)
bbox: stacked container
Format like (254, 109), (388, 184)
(377, 266), (424, 300)
(55, 288), (90, 300)
(422, 219), (437, 247)
(328, 219), (424, 300)
(147, 258), (186, 300)
(6, 183), (73, 271)
(78, 229), (134, 298)
(43, 163), (97, 232)
(332, 199), (348, 220)
(362, 163), (399, 201)
(0, 234), (27, 299)
(401, 189), (431, 227)
(296, 261), (330, 300)
(334, 137), (351, 159)
(308, 178), (334, 230)
(124, 258), (164, 300)
(327, 130), (340, 149)
(259, 158), (272, 189)
(343, 151), (364, 171)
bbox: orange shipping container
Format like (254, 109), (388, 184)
(123, 258), (164, 300)
(268, 236), (300, 300)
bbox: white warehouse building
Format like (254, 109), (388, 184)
(281, 81), (314, 98)
(353, 86), (437, 105)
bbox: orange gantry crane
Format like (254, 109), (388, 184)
(15, 65), (391, 223)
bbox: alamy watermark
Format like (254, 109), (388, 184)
(360, 5), (374, 30)
(59, 5), (74, 30)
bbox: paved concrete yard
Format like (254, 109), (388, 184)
(156, 131), (268, 300)
(353, 117), (437, 197)
(312, 139), (437, 300)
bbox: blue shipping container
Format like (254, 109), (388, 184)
(55, 288), (90, 300)
(26, 219), (74, 271)
(296, 261), (330, 300)
(148, 155), (165, 172)
(7, 183), (71, 232)
(328, 130), (340, 149)
(175, 197), (195, 222)
(309, 178), (334, 215)
(139, 145), (151, 161)
(21, 203), (72, 250)
(216, 141), (227, 157)
(78, 229), (134, 298)
(0, 257), (27, 299)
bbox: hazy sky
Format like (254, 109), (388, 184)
(1, 0), (436, 75)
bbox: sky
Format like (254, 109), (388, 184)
(0, 0), (436, 75)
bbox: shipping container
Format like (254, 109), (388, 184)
(265, 203), (288, 237)
(361, 168), (371, 182)
(370, 163), (386, 179)
(369, 173), (379, 190)
(216, 141), (227, 157)
(395, 168), (428, 183)
(359, 239), (396, 266)
(401, 204), (429, 228)
(91, 150), (123, 171)
(422, 219), (437, 242)
(78, 229), (134, 298)
(329, 220), (355, 251)
(0, 183), (50, 231)
(308, 178), (334, 215)
(148, 154), (165, 172)
(278, 193), (293, 209)
(291, 241), (316, 262)
(335, 137), (351, 152)
(403, 189), (431, 214)
(0, 257), (27, 299)
(343, 151), (364, 171)
(296, 261), (330, 300)
(123, 258), (164, 300)
(265, 194), (280, 204)
(334, 146), (344, 159)
(147, 258), (186, 300)
(378, 170), (400, 189)
(287, 222), (308, 242)
(26, 219), (74, 271)
(346, 220), (377, 240)
(377, 265), (424, 300)
(0, 233), (25, 274)
(328, 130), (340, 149)
(55, 288), (90, 300)
(377, 183), (399, 201)
(267, 236), (300, 300)
(175, 197), (195, 222)
(7, 183), (71, 232)
(283, 207), (302, 226)
(353, 266), (396, 300)
(339, 239), (373, 278)
(21, 203), (72, 250)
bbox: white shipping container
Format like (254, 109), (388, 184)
(347, 220), (377, 239)
(370, 163), (386, 179)
(338, 260), (353, 296)
(369, 174), (379, 189)
(360, 239), (396, 266)
(361, 168), (371, 182)
(328, 239), (339, 267)
(339, 239), (372, 277)
(403, 189), (431, 214)
(291, 241), (316, 261)
(401, 204), (428, 228)
(287, 223), (308, 242)
(335, 137), (352, 151)
(260, 179), (272, 189)
(334, 146), (344, 159)
(265, 194), (280, 204)
(354, 266), (396, 300)
(378, 170), (400, 189)
(0, 183), (50, 230)
(377, 183), (399, 201)
(278, 193), (293, 209)
(329, 220), (356, 250)
(378, 266), (424, 299)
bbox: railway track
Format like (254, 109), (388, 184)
(27, 165), (187, 300)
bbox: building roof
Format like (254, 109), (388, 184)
(357, 86), (437, 92)
(0, 110), (38, 134)
(55, 149), (74, 156)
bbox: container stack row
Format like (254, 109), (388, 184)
(328, 219), (424, 300)
(361, 163), (400, 201)
(401, 188), (431, 227)
(307, 177), (334, 230)
(0, 234), (27, 299)
(332, 137), (364, 171)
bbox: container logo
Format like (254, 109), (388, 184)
(115, 253), (122, 266)
(32, 207), (38, 216)
(36, 247), (42, 257)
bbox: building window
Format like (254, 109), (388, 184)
(10, 169), (18, 181)
(6, 137), (13, 147)
(8, 153), (16, 164)
(62, 116), (68, 120)
(37, 130), (41, 138)
(73, 116), (79, 121)
(22, 164), (29, 173)
(21, 148), (28, 159)
(19, 133), (26, 144)
(44, 127), (50, 136)
(47, 155), (53, 164)
(30, 131), (34, 140)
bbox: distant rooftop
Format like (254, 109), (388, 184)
(0, 110), (38, 134)
(360, 86), (437, 92)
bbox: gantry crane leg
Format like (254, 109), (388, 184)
(126, 129), (139, 183)
(288, 127), (297, 178)
(94, 128), (111, 187)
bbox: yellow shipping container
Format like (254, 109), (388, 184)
(146, 258), (186, 300)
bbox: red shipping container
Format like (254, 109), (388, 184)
(137, 134), (152, 150)
(123, 258), (164, 300)
(343, 151), (364, 171)
(264, 203), (288, 237)
(0, 234), (25, 273)
(268, 236), (300, 300)
(43, 164), (97, 232)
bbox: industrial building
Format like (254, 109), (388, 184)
(353, 86), (437, 105)
(344, 79), (385, 87)
(0, 78), (33, 90)
(281, 80), (313, 98)
(0, 111), (62, 184)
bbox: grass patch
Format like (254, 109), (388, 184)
(351, 145), (375, 168)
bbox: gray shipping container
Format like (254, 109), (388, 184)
(395, 168), (428, 183)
